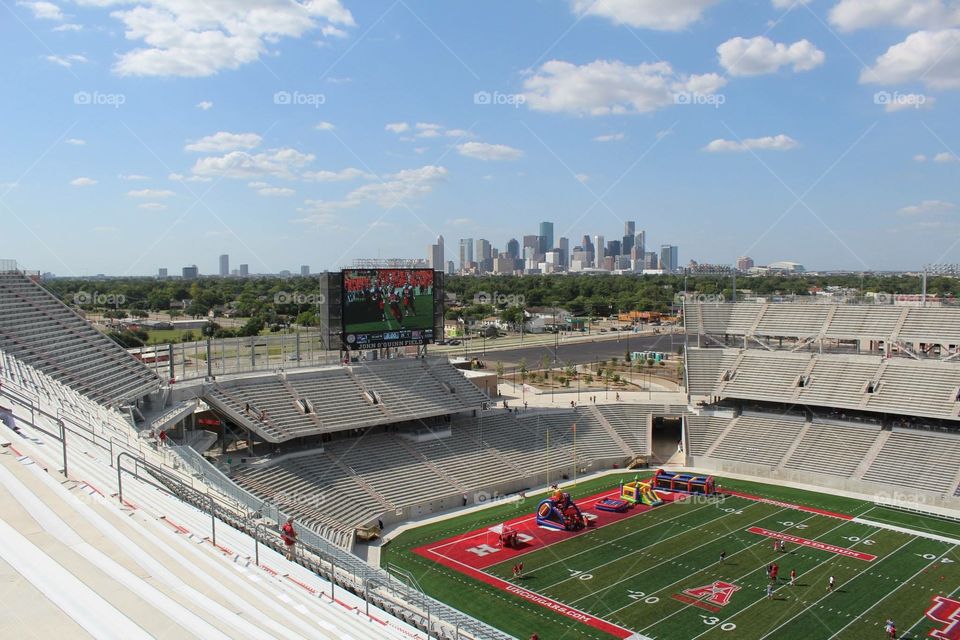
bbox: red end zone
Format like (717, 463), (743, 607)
(413, 487), (686, 639)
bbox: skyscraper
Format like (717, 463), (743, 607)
(239, 264), (249, 277)
(182, 265), (199, 279)
(475, 239), (492, 273)
(539, 221), (554, 254)
(506, 238), (520, 259)
(635, 231), (645, 259)
(300, 265), (310, 276)
(624, 221), (635, 237)
(660, 244), (679, 273)
(607, 240), (621, 257)
(429, 235), (444, 270)
(558, 237), (569, 267)
(219, 254), (229, 277)
(736, 256), (754, 272)
(593, 235), (605, 265)
(459, 238), (474, 271)
(157, 267), (168, 279)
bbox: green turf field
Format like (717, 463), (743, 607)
(343, 294), (434, 333)
(382, 474), (960, 640)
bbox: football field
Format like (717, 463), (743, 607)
(384, 475), (960, 640)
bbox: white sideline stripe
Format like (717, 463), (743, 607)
(852, 517), (960, 546)
(0, 460), (240, 640)
(0, 517), (146, 640)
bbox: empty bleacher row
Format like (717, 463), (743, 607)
(0, 270), (162, 406)
(685, 410), (960, 497)
(686, 301), (960, 346)
(230, 404), (686, 547)
(205, 358), (489, 442)
(690, 347), (960, 421)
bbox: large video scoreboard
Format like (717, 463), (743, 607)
(340, 268), (440, 350)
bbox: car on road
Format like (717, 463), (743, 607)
(448, 339), (461, 345)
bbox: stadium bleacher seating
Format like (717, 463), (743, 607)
(718, 352), (809, 404)
(861, 429), (960, 494)
(684, 414), (731, 456)
(685, 348), (738, 396)
(783, 421), (882, 477)
(707, 414), (807, 466)
(0, 271), (162, 406)
(206, 358), (489, 443)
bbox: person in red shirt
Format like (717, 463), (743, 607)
(281, 517), (298, 561)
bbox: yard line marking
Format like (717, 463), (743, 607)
(562, 505), (789, 606)
(519, 495), (731, 577)
(637, 513), (856, 634)
(825, 544), (957, 639)
(541, 501), (766, 593)
(757, 537), (920, 640)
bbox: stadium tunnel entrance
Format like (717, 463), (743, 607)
(651, 415), (683, 463)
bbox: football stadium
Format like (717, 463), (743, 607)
(2, 263), (960, 640)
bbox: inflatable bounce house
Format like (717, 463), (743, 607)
(536, 487), (588, 531)
(652, 468), (716, 495)
(620, 476), (664, 507)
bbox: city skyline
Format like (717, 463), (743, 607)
(2, 1), (958, 276)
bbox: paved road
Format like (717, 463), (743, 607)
(445, 332), (685, 368)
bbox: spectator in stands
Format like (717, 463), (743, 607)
(523, 401), (528, 411)
(378, 519), (384, 531)
(244, 402), (250, 414)
(281, 517), (298, 561)
(0, 403), (17, 431)
(158, 430), (168, 447)
(462, 493), (468, 506)
(615, 392), (620, 401)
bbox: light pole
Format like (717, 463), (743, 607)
(553, 302), (559, 366)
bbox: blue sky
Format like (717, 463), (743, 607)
(1, 0), (959, 275)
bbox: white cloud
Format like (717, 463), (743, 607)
(185, 131), (262, 153)
(196, 100), (213, 110)
(65, 138), (86, 145)
(914, 154), (928, 162)
(829, 0), (960, 31)
(717, 36), (825, 76)
(53, 23), (82, 31)
(456, 142), (524, 161)
(119, 173), (150, 180)
(593, 132), (625, 142)
(416, 129), (441, 139)
(385, 122), (410, 133)
(315, 121), (335, 131)
(935, 152), (959, 163)
(295, 165), (448, 222)
(522, 59), (726, 115)
(862, 30), (960, 89)
(415, 122), (442, 131)
(91, 0), (355, 77)
(168, 172), (212, 183)
(191, 148), (314, 180)
(256, 186), (296, 197)
(127, 188), (175, 198)
(70, 177), (97, 187)
(704, 134), (799, 152)
(320, 25), (348, 38)
(575, 173), (590, 183)
(19, 1), (63, 20)
(46, 54), (87, 67)
(897, 199), (957, 215)
(414, 147), (428, 154)
(138, 202), (167, 210)
(444, 128), (474, 138)
(571, 0), (719, 31)
(302, 168), (374, 182)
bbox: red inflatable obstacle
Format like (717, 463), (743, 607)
(653, 468), (716, 495)
(536, 487), (589, 531)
